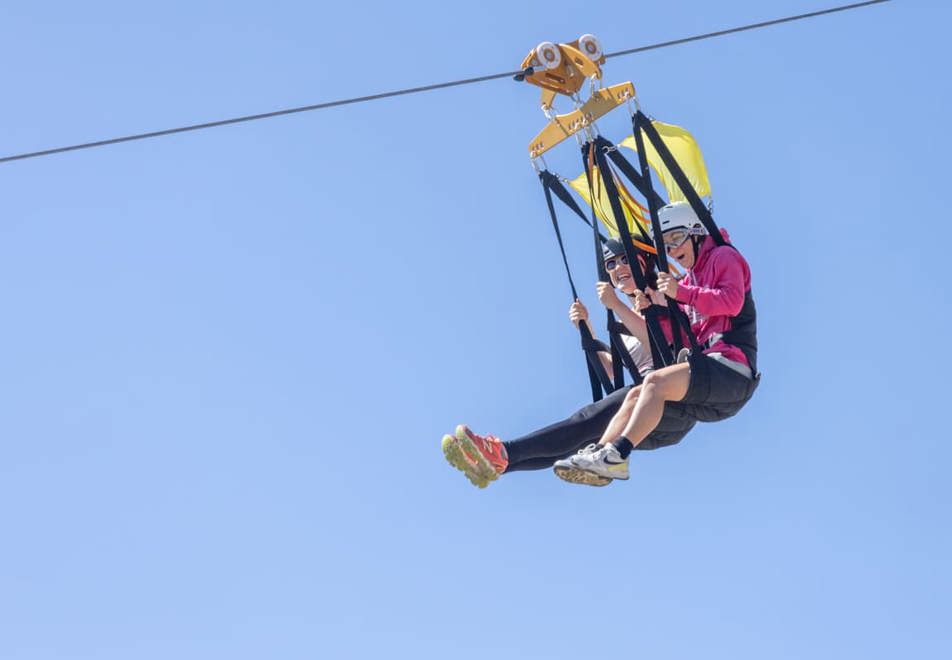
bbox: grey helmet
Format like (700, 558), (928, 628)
(601, 234), (652, 261)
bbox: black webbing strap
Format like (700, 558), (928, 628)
(541, 171), (608, 240)
(588, 141), (675, 369)
(628, 118), (701, 354)
(539, 172), (615, 400)
(540, 172), (581, 301)
(609, 327), (626, 387)
(634, 111), (726, 247)
(608, 318), (632, 335)
(545, 171), (641, 390)
(584, 359), (603, 402)
(595, 135), (667, 210)
(580, 143), (646, 388)
(581, 149), (627, 397)
(606, 316), (649, 382)
(609, 328), (644, 386)
(589, 141), (669, 368)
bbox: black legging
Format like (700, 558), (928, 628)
(503, 386), (698, 473)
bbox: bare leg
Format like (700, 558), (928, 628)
(595, 385), (641, 446)
(621, 363), (692, 448)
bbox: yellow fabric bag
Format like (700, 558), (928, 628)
(619, 121), (711, 203)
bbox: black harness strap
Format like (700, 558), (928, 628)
(539, 172), (615, 400)
(611, 329), (644, 386)
(610, 305), (645, 385)
(604, 315), (645, 385)
(583, 360), (604, 403)
(609, 330), (626, 387)
(628, 118), (702, 355)
(718, 287), (759, 373)
(593, 135), (667, 210)
(540, 172), (582, 301)
(582, 147), (641, 393)
(542, 171), (607, 239)
(634, 111), (726, 247)
(588, 141), (675, 370)
(543, 171), (644, 390)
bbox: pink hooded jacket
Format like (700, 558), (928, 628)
(662, 229), (751, 367)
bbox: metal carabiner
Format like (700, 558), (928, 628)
(588, 75), (602, 98)
(530, 154), (549, 173)
(626, 94), (642, 118)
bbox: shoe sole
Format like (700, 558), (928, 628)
(454, 425), (501, 486)
(442, 434), (489, 488)
(553, 464), (614, 487)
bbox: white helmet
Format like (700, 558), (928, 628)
(658, 201), (705, 234)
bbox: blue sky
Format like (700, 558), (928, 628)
(1, 1), (949, 658)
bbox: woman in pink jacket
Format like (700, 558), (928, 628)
(554, 201), (760, 484)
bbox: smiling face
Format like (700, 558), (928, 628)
(606, 255), (637, 294)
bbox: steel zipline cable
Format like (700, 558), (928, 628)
(0, 0), (891, 165)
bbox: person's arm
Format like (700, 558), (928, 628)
(659, 250), (747, 317)
(597, 282), (650, 348)
(569, 299), (614, 374)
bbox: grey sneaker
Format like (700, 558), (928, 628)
(557, 443), (630, 482)
(553, 443), (614, 487)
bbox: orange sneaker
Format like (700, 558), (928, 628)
(441, 433), (489, 488)
(454, 424), (508, 484)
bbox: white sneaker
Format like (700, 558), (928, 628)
(553, 444), (616, 487)
(557, 443), (629, 481)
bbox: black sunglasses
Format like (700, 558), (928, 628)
(605, 255), (629, 271)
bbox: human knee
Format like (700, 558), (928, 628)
(624, 386), (642, 405)
(641, 371), (674, 401)
(643, 370), (665, 391)
(642, 365), (689, 401)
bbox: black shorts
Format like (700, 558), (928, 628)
(636, 402), (698, 451)
(665, 351), (760, 423)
